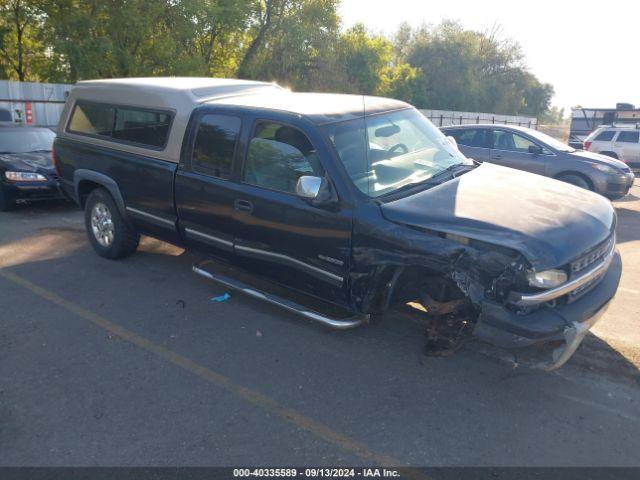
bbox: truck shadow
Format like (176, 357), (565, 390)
(614, 206), (640, 244)
(2, 225), (639, 390)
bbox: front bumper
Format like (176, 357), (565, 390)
(2, 178), (63, 201)
(604, 172), (635, 198)
(473, 251), (621, 370)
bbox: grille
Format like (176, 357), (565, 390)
(570, 234), (615, 275)
(567, 233), (615, 302)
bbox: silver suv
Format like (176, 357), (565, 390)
(584, 125), (640, 171)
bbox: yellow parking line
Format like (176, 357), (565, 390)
(0, 269), (430, 476)
(619, 286), (640, 295)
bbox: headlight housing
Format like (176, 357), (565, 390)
(591, 164), (618, 175)
(5, 171), (47, 182)
(527, 269), (567, 289)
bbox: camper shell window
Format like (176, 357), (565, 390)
(67, 100), (173, 150)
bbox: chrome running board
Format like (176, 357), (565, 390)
(192, 264), (367, 330)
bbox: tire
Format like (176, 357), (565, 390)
(557, 173), (592, 191)
(84, 188), (139, 259)
(599, 151), (618, 159)
(0, 185), (15, 211)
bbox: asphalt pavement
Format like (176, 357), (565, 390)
(1, 182), (640, 467)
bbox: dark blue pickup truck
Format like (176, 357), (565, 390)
(53, 78), (621, 370)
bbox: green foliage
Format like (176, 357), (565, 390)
(0, 0), (47, 80)
(0, 1), (555, 118)
(401, 21), (553, 116)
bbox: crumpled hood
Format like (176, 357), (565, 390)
(380, 163), (616, 270)
(568, 149), (629, 170)
(0, 151), (54, 173)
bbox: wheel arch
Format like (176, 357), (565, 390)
(74, 169), (127, 217)
(554, 171), (595, 191)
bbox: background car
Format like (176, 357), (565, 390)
(0, 125), (62, 210)
(442, 124), (635, 199)
(583, 125), (640, 172)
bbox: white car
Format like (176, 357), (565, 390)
(583, 125), (640, 170)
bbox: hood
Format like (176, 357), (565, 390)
(0, 151), (54, 173)
(380, 163), (615, 270)
(568, 149), (629, 170)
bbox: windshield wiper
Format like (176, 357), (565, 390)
(382, 175), (448, 198)
(381, 163), (474, 199)
(431, 163), (473, 180)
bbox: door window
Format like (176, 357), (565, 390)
(493, 130), (549, 154)
(450, 128), (488, 148)
(244, 122), (320, 194)
(192, 114), (241, 179)
(594, 130), (615, 141)
(616, 131), (640, 143)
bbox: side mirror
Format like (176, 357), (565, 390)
(295, 175), (337, 207)
(296, 175), (323, 199)
(528, 144), (543, 155)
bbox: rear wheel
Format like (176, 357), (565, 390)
(557, 173), (592, 191)
(0, 185), (15, 211)
(84, 188), (139, 259)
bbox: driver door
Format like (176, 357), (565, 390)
(233, 116), (353, 306)
(490, 129), (549, 175)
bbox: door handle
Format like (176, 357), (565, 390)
(493, 154), (503, 160)
(234, 199), (253, 213)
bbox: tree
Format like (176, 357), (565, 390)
(0, 0), (44, 80)
(399, 21), (553, 116)
(336, 23), (392, 94)
(180, 0), (252, 77)
(236, 0), (341, 90)
(0, 2), (556, 120)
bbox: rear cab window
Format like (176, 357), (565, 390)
(67, 101), (172, 149)
(192, 113), (242, 179)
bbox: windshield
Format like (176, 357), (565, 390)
(0, 129), (55, 154)
(525, 129), (575, 152)
(324, 108), (471, 197)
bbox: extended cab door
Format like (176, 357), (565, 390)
(175, 110), (245, 258)
(232, 116), (353, 306)
(489, 128), (549, 175)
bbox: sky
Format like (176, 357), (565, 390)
(340, 0), (639, 113)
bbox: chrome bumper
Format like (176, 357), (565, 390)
(509, 240), (616, 307)
(538, 300), (611, 371)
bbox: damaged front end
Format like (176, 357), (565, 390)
(351, 217), (622, 371)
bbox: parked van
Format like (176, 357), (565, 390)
(54, 78), (621, 370)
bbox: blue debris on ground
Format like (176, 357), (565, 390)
(210, 292), (231, 303)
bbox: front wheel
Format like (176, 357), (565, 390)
(557, 174), (591, 191)
(84, 188), (139, 259)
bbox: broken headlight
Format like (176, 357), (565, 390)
(527, 269), (567, 289)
